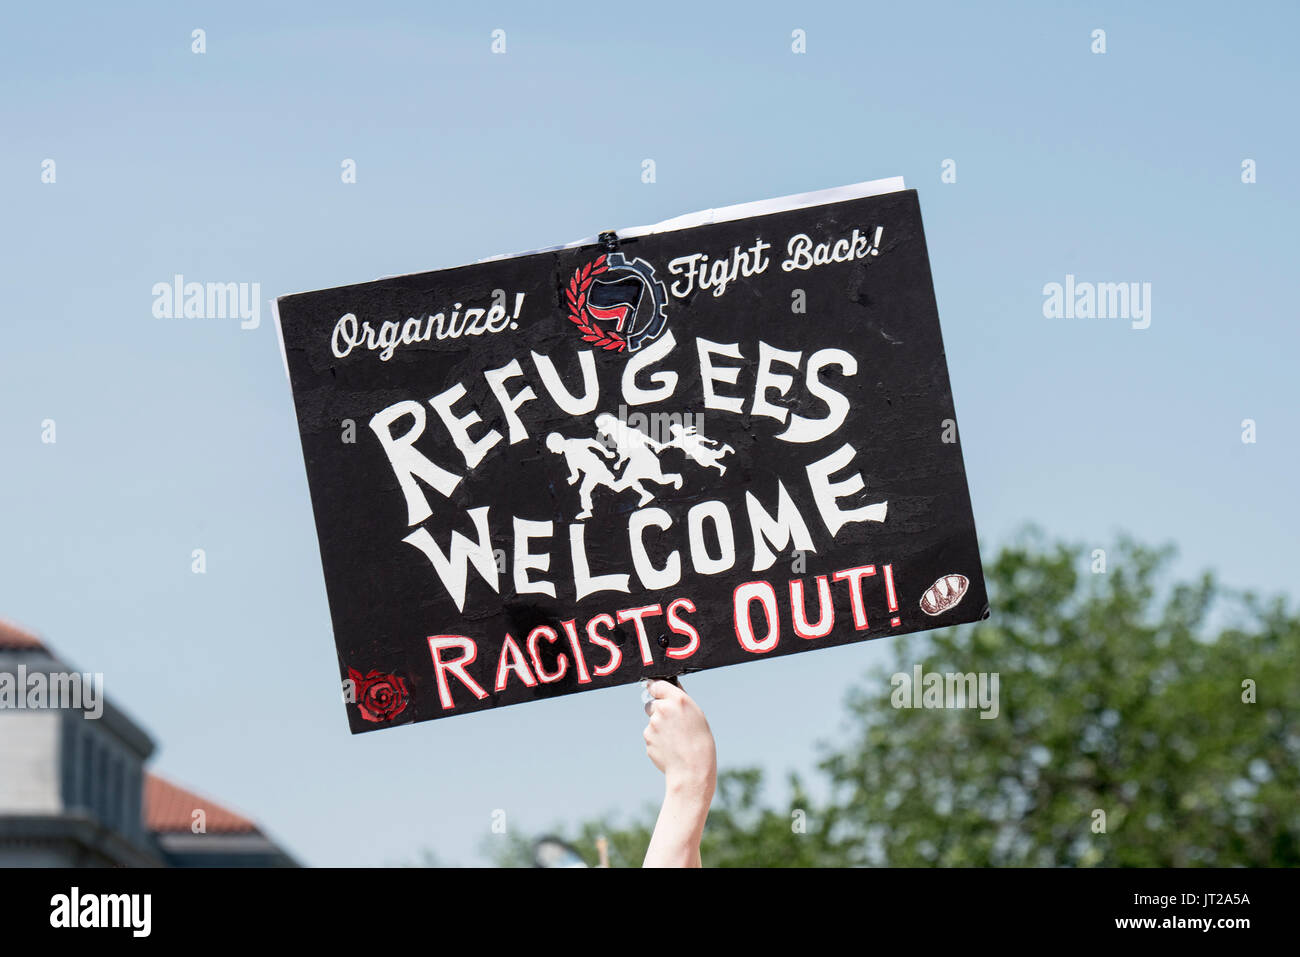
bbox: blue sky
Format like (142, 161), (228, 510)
(1, 0), (1296, 866)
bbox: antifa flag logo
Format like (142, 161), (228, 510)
(564, 252), (668, 353)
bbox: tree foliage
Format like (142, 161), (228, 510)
(491, 533), (1300, 867)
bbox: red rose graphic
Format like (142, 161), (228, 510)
(347, 667), (410, 723)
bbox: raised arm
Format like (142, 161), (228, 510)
(641, 679), (717, 868)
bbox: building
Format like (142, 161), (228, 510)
(0, 620), (298, 867)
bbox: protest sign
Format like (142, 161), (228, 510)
(276, 178), (987, 732)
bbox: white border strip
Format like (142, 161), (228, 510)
(477, 175), (906, 263)
(272, 296), (291, 380)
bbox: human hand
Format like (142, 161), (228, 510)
(643, 680), (716, 795)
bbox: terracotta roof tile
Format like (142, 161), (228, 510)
(144, 773), (260, 834)
(0, 619), (46, 652)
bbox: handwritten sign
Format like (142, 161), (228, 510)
(276, 182), (988, 732)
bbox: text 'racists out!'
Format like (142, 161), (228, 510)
(424, 557), (900, 713)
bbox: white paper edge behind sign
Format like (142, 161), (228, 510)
(476, 175), (907, 264)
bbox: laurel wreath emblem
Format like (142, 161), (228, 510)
(565, 255), (627, 352)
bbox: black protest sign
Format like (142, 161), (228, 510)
(276, 185), (987, 733)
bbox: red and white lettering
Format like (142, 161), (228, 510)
(560, 619), (592, 684)
(428, 634), (488, 710)
(585, 612), (622, 677)
(617, 604), (664, 666)
(883, 563), (900, 626)
(665, 598), (700, 660)
(832, 564), (876, 630)
(733, 581), (780, 653)
(526, 625), (568, 683)
(789, 575), (835, 638)
(494, 632), (537, 692)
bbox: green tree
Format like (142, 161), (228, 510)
(491, 532), (1300, 867)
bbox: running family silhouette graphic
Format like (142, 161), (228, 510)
(545, 413), (735, 519)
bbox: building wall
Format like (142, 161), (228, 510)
(0, 712), (61, 812)
(0, 846), (74, 867)
(61, 713), (146, 844)
(3, 647), (296, 868)
(156, 833), (299, 868)
(2, 650), (157, 867)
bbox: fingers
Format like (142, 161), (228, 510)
(643, 678), (684, 717)
(647, 678), (684, 701)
